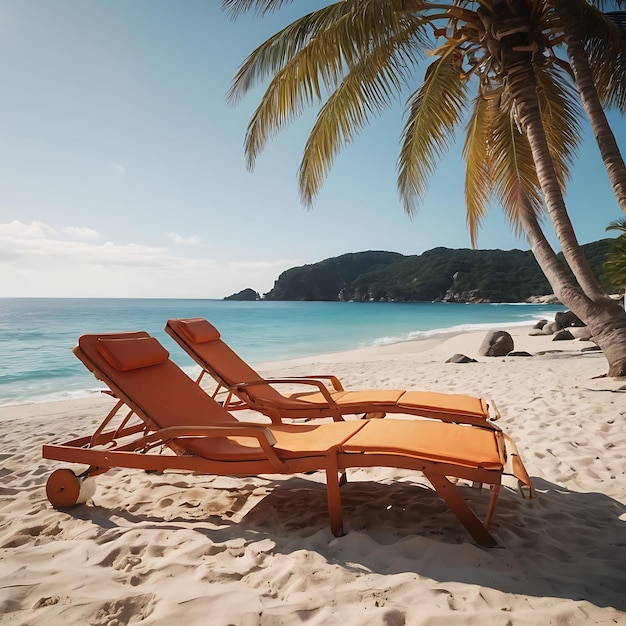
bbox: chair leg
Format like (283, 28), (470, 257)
(325, 449), (344, 537)
(483, 484), (501, 529)
(424, 472), (497, 547)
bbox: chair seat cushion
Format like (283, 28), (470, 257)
(342, 420), (503, 469)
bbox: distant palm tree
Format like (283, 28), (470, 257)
(223, 0), (626, 375)
(605, 218), (626, 291)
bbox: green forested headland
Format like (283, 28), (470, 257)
(262, 240), (613, 303)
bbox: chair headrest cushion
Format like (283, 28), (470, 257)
(178, 318), (221, 344)
(97, 336), (170, 371)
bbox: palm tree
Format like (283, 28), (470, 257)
(223, 0), (626, 376)
(605, 218), (626, 291)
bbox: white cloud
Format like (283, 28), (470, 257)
(167, 231), (200, 245)
(0, 220), (55, 239)
(63, 226), (100, 242)
(0, 221), (300, 298)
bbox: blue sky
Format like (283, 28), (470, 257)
(0, 1), (624, 298)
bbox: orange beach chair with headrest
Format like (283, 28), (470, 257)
(42, 331), (535, 546)
(165, 317), (500, 427)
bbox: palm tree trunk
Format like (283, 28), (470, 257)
(520, 198), (626, 376)
(520, 201), (587, 306)
(503, 45), (626, 375)
(555, 0), (626, 214)
(506, 58), (610, 302)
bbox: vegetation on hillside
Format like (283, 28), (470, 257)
(604, 219), (626, 290)
(264, 240), (613, 302)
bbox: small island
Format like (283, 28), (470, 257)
(223, 288), (260, 301)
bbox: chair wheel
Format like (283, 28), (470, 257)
(46, 469), (81, 508)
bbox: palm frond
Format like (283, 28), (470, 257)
(578, 3), (626, 110)
(228, 4), (350, 105)
(606, 217), (626, 232)
(236, 6), (356, 169)
(229, 0), (425, 103)
(297, 15), (431, 205)
(489, 101), (544, 237)
(534, 63), (582, 190)
(397, 52), (469, 216)
(232, 1), (426, 169)
(605, 10), (626, 33)
(463, 94), (498, 246)
(221, 0), (298, 18)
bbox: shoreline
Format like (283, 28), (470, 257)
(1, 324), (625, 624)
(0, 307), (564, 409)
(0, 328), (465, 417)
(0, 323), (615, 419)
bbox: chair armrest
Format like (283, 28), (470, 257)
(234, 378), (340, 404)
(284, 375), (344, 391)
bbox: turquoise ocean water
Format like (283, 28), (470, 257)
(0, 298), (565, 407)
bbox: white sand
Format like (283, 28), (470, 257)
(1, 327), (625, 625)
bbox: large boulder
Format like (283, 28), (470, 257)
(552, 329), (575, 341)
(555, 310), (585, 327)
(526, 294), (560, 304)
(479, 330), (514, 357)
(542, 321), (561, 335)
(445, 353), (478, 363)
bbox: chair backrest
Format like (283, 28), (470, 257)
(75, 332), (238, 432)
(165, 318), (287, 405)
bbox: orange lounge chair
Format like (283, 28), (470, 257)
(165, 317), (500, 427)
(42, 332), (535, 546)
